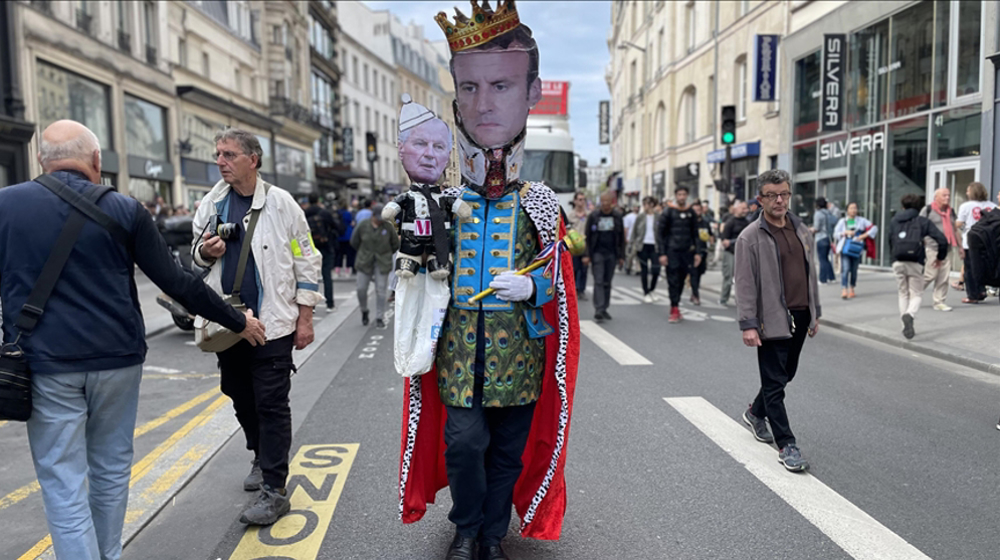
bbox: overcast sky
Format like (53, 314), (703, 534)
(363, 0), (612, 167)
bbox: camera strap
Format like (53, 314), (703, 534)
(15, 177), (116, 337)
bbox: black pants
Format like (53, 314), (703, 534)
(963, 249), (986, 300)
(572, 254), (588, 294)
(750, 309), (810, 450)
(445, 311), (536, 547)
(218, 334), (295, 489)
(320, 245), (335, 307)
(689, 252), (707, 298)
(637, 243), (660, 295)
(666, 249), (695, 306)
(591, 251), (616, 314)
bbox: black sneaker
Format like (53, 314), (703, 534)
(778, 443), (809, 472)
(594, 314), (605, 324)
(901, 313), (914, 339)
(326, 302), (335, 311)
(601, 310), (612, 320)
(362, 310), (369, 326)
(376, 319), (386, 329)
(239, 484), (290, 525)
(243, 458), (262, 491)
(742, 407), (774, 444)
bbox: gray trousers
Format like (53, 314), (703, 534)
(721, 251), (735, 303)
(357, 265), (389, 320)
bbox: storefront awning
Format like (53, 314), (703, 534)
(177, 86), (280, 132)
(707, 141), (760, 163)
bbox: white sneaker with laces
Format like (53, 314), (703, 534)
(643, 293), (654, 304)
(933, 303), (953, 312)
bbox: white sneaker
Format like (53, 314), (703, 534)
(650, 293), (660, 302)
(933, 303), (953, 312)
(643, 293), (654, 304)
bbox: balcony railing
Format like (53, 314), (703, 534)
(270, 97), (322, 129)
(76, 9), (93, 34)
(146, 45), (157, 65)
(117, 30), (131, 52)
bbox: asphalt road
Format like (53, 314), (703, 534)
(3, 272), (998, 560)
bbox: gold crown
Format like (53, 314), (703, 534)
(435, 0), (521, 53)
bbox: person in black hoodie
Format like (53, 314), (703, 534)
(584, 190), (625, 323)
(889, 193), (948, 339)
(657, 186), (701, 322)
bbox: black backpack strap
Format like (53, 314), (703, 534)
(35, 174), (131, 247)
(15, 184), (114, 337)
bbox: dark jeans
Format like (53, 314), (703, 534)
(841, 254), (860, 288)
(637, 243), (660, 295)
(666, 249), (695, 306)
(320, 245), (335, 307)
(445, 311), (536, 547)
(964, 249), (986, 300)
(750, 309), (810, 450)
(218, 334), (295, 489)
(816, 238), (835, 283)
(591, 251), (616, 314)
(690, 252), (707, 298)
(336, 240), (355, 269)
(572, 254), (588, 294)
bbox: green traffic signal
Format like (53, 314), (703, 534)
(722, 132), (735, 144)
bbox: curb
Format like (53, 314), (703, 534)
(696, 281), (1000, 377)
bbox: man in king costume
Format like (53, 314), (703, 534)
(397, 2), (581, 559)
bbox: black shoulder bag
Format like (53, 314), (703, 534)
(0, 175), (126, 421)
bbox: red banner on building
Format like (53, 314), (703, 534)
(529, 81), (569, 116)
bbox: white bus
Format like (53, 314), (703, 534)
(521, 82), (576, 215)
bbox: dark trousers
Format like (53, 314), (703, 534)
(445, 312), (536, 547)
(690, 252), (707, 298)
(841, 254), (860, 288)
(336, 240), (355, 269)
(637, 243), (660, 295)
(320, 245), (335, 307)
(750, 309), (810, 450)
(816, 238), (835, 283)
(218, 334), (295, 489)
(591, 251), (616, 314)
(572, 254), (588, 294)
(666, 249), (695, 306)
(963, 249), (986, 300)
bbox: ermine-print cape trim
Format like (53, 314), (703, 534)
(397, 181), (580, 540)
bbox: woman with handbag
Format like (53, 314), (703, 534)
(834, 202), (878, 299)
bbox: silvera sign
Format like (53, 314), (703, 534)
(821, 34), (845, 132)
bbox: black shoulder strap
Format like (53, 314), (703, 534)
(231, 183), (270, 298)
(15, 184), (114, 336)
(35, 174), (130, 247)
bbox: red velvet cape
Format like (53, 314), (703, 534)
(397, 213), (580, 540)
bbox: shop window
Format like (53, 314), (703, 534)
(932, 1), (950, 109)
(35, 61), (113, 150)
(848, 19), (889, 127)
(792, 51), (820, 141)
(951, 0), (982, 101)
(792, 181), (815, 223)
(932, 105), (981, 160)
(883, 117), (928, 263)
(818, 178), (847, 217)
(885, 1), (934, 120)
(793, 143), (816, 174)
(181, 114), (224, 162)
(129, 177), (171, 206)
(818, 134), (849, 173)
(124, 95), (168, 160)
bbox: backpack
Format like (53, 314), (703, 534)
(968, 209), (1000, 286)
(891, 216), (926, 263)
(307, 210), (330, 247)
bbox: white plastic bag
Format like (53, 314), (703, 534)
(393, 271), (450, 377)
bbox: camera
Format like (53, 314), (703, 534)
(208, 215), (239, 240)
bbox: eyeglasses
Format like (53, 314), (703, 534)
(759, 192), (792, 201)
(213, 150), (245, 162)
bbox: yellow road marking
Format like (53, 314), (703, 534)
(229, 444), (360, 560)
(17, 395), (230, 560)
(0, 387), (221, 515)
(126, 443), (211, 525)
(0, 420), (8, 428)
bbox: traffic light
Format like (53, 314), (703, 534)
(366, 132), (378, 162)
(721, 105), (737, 145)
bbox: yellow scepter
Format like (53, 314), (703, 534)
(468, 214), (586, 303)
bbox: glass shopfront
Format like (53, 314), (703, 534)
(789, 0), (983, 267)
(36, 61), (113, 150)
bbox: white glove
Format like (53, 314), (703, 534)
(489, 271), (534, 302)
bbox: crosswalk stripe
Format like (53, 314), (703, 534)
(664, 397), (933, 560)
(579, 320), (652, 365)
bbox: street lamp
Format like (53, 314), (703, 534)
(617, 41), (646, 52)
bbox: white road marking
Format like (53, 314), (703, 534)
(143, 365), (182, 374)
(579, 320), (652, 365)
(663, 397), (933, 560)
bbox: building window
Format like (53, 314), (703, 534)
(352, 56), (359, 85)
(35, 61), (113, 150)
(682, 87), (697, 144)
(655, 102), (665, 152)
(363, 63), (369, 92)
(373, 69), (378, 97)
(630, 122), (636, 163)
(178, 38), (186, 67)
(793, 51), (820, 141)
(630, 60), (637, 95)
(657, 28), (665, 71)
(365, 107), (371, 133)
(951, 0), (982, 101)
(142, 1), (157, 63)
(124, 94), (168, 161)
(202, 52), (210, 77)
(739, 0), (750, 16)
(686, 2), (696, 53)
(115, 0), (130, 50)
(931, 105), (981, 160)
(272, 25), (281, 45)
(382, 76), (388, 102)
(234, 67), (241, 90)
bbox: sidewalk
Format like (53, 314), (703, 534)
(696, 266), (1000, 375)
